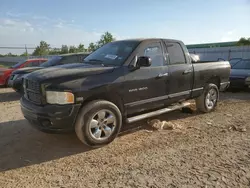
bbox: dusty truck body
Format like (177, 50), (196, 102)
(20, 38), (231, 147)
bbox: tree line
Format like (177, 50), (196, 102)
(0, 31), (115, 57)
(0, 35), (250, 57)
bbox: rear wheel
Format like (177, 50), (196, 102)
(196, 83), (219, 113)
(75, 100), (122, 148)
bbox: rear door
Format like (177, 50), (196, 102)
(123, 40), (169, 115)
(164, 41), (193, 102)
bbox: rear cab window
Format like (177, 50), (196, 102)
(164, 42), (186, 65)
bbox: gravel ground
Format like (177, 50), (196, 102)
(0, 88), (250, 188)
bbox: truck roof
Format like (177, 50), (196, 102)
(113, 38), (183, 43)
(60, 52), (90, 56)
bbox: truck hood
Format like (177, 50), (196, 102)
(12, 67), (43, 74)
(230, 69), (250, 79)
(26, 63), (116, 82)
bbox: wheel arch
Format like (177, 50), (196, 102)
(206, 76), (221, 89)
(80, 92), (125, 115)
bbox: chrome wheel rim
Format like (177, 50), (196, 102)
(205, 88), (217, 110)
(88, 110), (116, 141)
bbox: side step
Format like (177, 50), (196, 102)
(126, 102), (191, 124)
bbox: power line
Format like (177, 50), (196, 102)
(0, 47), (36, 49)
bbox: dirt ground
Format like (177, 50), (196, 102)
(0, 88), (250, 188)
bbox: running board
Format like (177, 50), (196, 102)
(126, 102), (191, 124)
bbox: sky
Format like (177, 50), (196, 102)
(0, 0), (250, 54)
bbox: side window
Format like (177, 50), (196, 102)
(165, 42), (186, 65)
(233, 60), (250, 69)
(142, 42), (164, 67)
(23, 61), (40, 67)
(60, 55), (78, 64)
(31, 61), (40, 66)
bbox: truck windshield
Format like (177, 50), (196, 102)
(40, 56), (62, 67)
(11, 59), (27, 68)
(84, 41), (140, 66)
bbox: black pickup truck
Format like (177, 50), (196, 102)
(20, 38), (230, 147)
(8, 52), (90, 93)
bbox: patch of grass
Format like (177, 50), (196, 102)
(0, 64), (8, 68)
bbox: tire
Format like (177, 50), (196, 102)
(75, 100), (122, 148)
(195, 83), (219, 113)
(5, 77), (10, 87)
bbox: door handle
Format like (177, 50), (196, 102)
(157, 73), (168, 78)
(183, 69), (192, 74)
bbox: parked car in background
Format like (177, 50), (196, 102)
(229, 59), (250, 89)
(0, 58), (47, 87)
(20, 38), (230, 147)
(218, 58), (242, 67)
(8, 52), (90, 93)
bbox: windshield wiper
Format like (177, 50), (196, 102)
(88, 59), (103, 62)
(84, 59), (109, 67)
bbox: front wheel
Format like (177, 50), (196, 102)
(75, 100), (122, 148)
(195, 83), (219, 113)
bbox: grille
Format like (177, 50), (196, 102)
(24, 79), (43, 105)
(26, 79), (40, 93)
(27, 91), (42, 104)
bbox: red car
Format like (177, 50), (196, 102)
(0, 58), (47, 86)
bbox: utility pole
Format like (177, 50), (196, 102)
(25, 44), (29, 59)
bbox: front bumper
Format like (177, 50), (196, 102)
(220, 81), (230, 91)
(20, 97), (81, 133)
(0, 76), (6, 86)
(229, 77), (250, 89)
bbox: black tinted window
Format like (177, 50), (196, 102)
(60, 55), (78, 64)
(232, 59), (250, 69)
(40, 56), (62, 67)
(165, 42), (186, 64)
(23, 61), (40, 67)
(229, 58), (242, 66)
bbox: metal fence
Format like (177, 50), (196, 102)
(188, 45), (250, 61)
(1, 45), (250, 66)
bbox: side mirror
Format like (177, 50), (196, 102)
(137, 56), (152, 67)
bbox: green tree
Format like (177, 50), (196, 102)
(88, 42), (97, 52)
(69, 45), (78, 53)
(78, 43), (85, 52)
(237, 37), (250, 46)
(32, 41), (50, 56)
(49, 48), (60, 55)
(6, 52), (17, 57)
(97, 32), (115, 48)
(20, 52), (29, 57)
(61, 45), (69, 54)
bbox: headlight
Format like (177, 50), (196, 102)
(46, 91), (74, 104)
(245, 77), (250, 82)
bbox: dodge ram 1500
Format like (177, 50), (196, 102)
(20, 38), (231, 147)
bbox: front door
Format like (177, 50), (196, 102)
(164, 41), (193, 103)
(123, 40), (169, 115)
